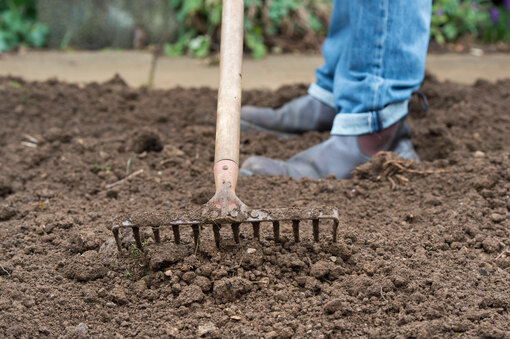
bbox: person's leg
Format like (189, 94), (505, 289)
(308, 0), (347, 107)
(241, 0), (432, 179)
(240, 0), (347, 135)
(330, 0), (432, 136)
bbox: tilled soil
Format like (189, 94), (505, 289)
(0, 74), (509, 339)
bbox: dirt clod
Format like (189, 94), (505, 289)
(177, 285), (205, 306)
(310, 260), (334, 279)
(213, 277), (252, 303)
(0, 204), (16, 221)
(482, 237), (501, 253)
(130, 128), (163, 153)
(63, 250), (108, 281)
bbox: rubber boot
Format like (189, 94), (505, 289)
(241, 95), (337, 136)
(240, 118), (419, 179)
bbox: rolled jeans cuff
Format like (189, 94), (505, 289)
(330, 100), (409, 136)
(308, 83), (335, 108)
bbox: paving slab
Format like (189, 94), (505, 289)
(0, 51), (509, 89)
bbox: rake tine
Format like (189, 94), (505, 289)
(332, 219), (339, 243)
(172, 225), (180, 244)
(252, 222), (260, 241)
(132, 226), (143, 250)
(273, 221), (280, 243)
(292, 220), (300, 243)
(231, 223), (240, 244)
(192, 225), (200, 246)
(213, 224), (221, 248)
(112, 226), (122, 252)
(312, 219), (319, 242)
(152, 227), (161, 243)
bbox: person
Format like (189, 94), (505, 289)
(239, 0), (432, 179)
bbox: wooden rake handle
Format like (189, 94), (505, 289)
(214, 0), (244, 165)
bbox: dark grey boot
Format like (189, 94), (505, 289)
(241, 94), (337, 136)
(240, 118), (419, 179)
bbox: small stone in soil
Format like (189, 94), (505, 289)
(76, 323), (88, 335)
(197, 322), (218, 337)
(106, 302), (116, 308)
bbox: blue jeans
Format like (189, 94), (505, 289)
(308, 0), (432, 135)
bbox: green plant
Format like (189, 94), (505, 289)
(89, 164), (112, 172)
(431, 0), (489, 43)
(165, 0), (331, 59)
(481, 5), (510, 42)
(431, 0), (510, 44)
(0, 0), (48, 52)
(130, 243), (142, 256)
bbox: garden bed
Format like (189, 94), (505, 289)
(0, 74), (509, 338)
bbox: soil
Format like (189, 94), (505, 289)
(0, 73), (509, 338)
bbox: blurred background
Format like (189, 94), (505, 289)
(0, 0), (509, 88)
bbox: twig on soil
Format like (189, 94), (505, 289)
(0, 264), (11, 276)
(105, 169), (144, 189)
(381, 159), (449, 189)
(383, 160), (448, 175)
(380, 287), (387, 302)
(20, 141), (37, 148)
(22, 134), (39, 144)
(495, 247), (508, 260)
(388, 177), (396, 190)
(147, 22), (174, 89)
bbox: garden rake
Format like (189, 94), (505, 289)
(111, 0), (339, 251)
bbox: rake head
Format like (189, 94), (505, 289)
(111, 162), (339, 251)
(111, 205), (339, 252)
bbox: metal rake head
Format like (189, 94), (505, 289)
(111, 207), (339, 251)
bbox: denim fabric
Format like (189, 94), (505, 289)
(308, 0), (432, 135)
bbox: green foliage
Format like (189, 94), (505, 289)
(481, 7), (510, 43)
(0, 0), (48, 52)
(165, 0), (331, 59)
(431, 0), (510, 44)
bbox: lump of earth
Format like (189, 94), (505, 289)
(0, 204), (16, 221)
(63, 250), (108, 281)
(0, 176), (13, 197)
(44, 126), (72, 143)
(482, 237), (501, 253)
(310, 260), (335, 279)
(176, 285), (205, 306)
(109, 285), (128, 305)
(323, 298), (352, 315)
(130, 128), (163, 153)
(68, 229), (102, 253)
(145, 243), (191, 270)
(213, 277), (252, 303)
(193, 276), (212, 292)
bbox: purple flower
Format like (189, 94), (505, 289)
(489, 7), (500, 24)
(504, 0), (510, 11)
(435, 8), (444, 16)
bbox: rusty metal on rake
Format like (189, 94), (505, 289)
(111, 208), (339, 252)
